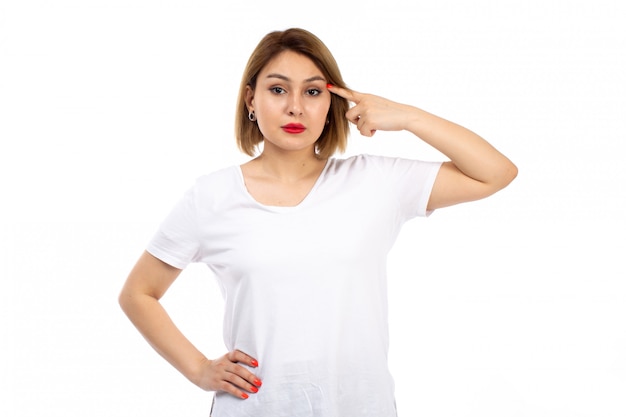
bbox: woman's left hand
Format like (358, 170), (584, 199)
(328, 85), (415, 137)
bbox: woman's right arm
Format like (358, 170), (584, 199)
(118, 251), (262, 399)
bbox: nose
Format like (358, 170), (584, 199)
(287, 94), (303, 116)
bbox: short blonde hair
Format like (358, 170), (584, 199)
(235, 28), (350, 159)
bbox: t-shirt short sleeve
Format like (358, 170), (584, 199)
(367, 155), (442, 221)
(146, 185), (200, 270)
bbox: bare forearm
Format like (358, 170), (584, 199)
(119, 292), (207, 386)
(119, 251), (262, 398)
(327, 85), (517, 190)
(405, 105), (517, 187)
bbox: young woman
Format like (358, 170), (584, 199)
(119, 28), (517, 417)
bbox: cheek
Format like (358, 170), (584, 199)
(309, 99), (331, 122)
(255, 96), (278, 114)
(254, 99), (281, 124)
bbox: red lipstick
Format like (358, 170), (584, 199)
(281, 123), (306, 134)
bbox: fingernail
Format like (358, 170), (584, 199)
(250, 359), (259, 367)
(250, 386), (259, 393)
(253, 379), (262, 387)
(241, 393), (249, 399)
(326, 83), (333, 89)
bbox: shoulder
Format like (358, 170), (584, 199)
(327, 154), (389, 173)
(190, 165), (239, 191)
(180, 165), (242, 207)
(328, 154), (439, 174)
(195, 165), (238, 184)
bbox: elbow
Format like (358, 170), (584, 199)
(506, 160), (519, 184)
(118, 286), (137, 316)
(493, 160), (518, 192)
(502, 160), (518, 186)
(118, 290), (130, 314)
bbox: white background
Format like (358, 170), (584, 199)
(1, 0), (625, 416)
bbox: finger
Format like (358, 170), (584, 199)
(229, 349), (259, 368)
(228, 363), (263, 387)
(218, 372), (252, 399)
(230, 369), (262, 392)
(224, 367), (262, 396)
(205, 359), (249, 399)
(345, 106), (361, 125)
(327, 84), (362, 103)
(361, 128), (377, 137)
(225, 352), (263, 387)
(355, 117), (376, 137)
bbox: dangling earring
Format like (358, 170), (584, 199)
(248, 111), (256, 122)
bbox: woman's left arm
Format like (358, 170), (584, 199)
(328, 85), (518, 210)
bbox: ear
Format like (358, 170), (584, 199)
(245, 85), (255, 112)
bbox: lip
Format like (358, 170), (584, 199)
(281, 123), (306, 134)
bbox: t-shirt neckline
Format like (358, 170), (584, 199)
(236, 158), (333, 212)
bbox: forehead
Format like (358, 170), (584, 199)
(258, 50), (323, 80)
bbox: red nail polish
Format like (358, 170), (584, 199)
(250, 386), (259, 393)
(326, 83), (333, 89)
(250, 359), (258, 367)
(253, 379), (262, 387)
(241, 393), (249, 399)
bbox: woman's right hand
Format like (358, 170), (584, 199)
(195, 350), (263, 399)
(119, 253), (262, 399)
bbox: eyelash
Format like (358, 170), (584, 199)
(270, 86), (286, 94)
(269, 87), (322, 96)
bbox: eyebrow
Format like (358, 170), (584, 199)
(265, 73), (326, 83)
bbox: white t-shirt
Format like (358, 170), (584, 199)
(147, 154), (441, 417)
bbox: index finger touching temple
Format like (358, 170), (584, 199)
(327, 84), (360, 103)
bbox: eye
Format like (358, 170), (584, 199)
(270, 86), (286, 94)
(306, 88), (322, 96)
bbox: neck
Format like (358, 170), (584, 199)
(255, 147), (326, 183)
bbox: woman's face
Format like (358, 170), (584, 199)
(247, 50), (331, 155)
